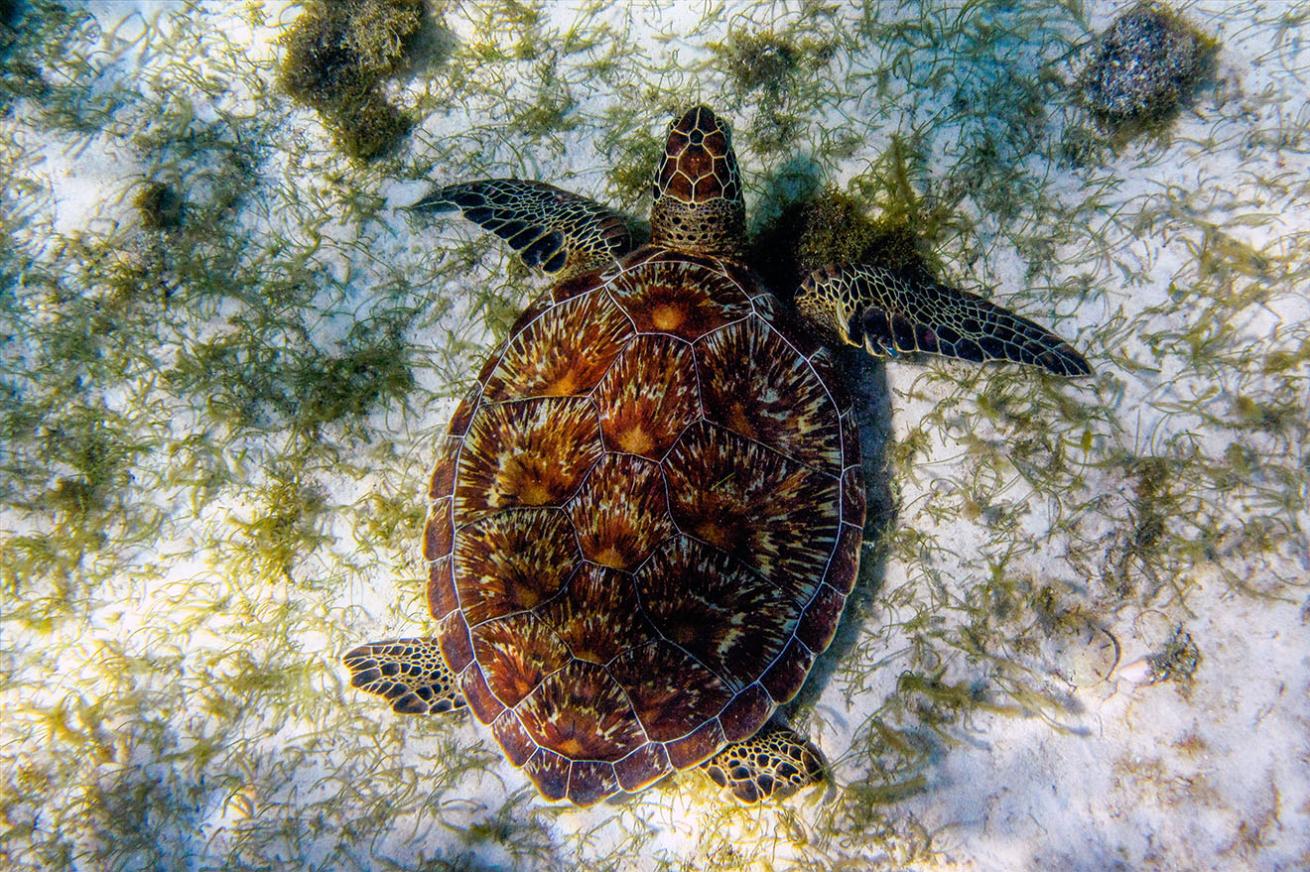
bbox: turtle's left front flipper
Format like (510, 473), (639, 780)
(795, 263), (1091, 377)
(408, 179), (633, 276)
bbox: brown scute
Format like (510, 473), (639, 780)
(524, 748), (571, 801)
(517, 661), (647, 762)
(698, 318), (842, 473)
(595, 335), (702, 459)
(825, 522), (862, 596)
(491, 710), (539, 767)
(421, 498), (453, 560)
(448, 381), (482, 437)
(472, 613), (572, 708)
(437, 610), (474, 673)
(459, 661), (505, 723)
(609, 641), (733, 741)
(841, 464), (865, 525)
(761, 638), (816, 704)
(636, 537), (799, 682)
(665, 718), (726, 768)
(427, 436), (460, 499)
(663, 421), (840, 599)
(481, 291), (631, 401)
(718, 683), (774, 743)
(795, 583), (847, 653)
(538, 565), (659, 664)
(568, 760), (620, 807)
(426, 556), (458, 619)
(567, 453), (675, 570)
(606, 257), (752, 340)
(614, 742), (672, 792)
(455, 397), (603, 518)
(454, 509), (577, 625)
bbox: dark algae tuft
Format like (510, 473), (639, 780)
(134, 181), (184, 231)
(279, 0), (427, 160)
(1079, 3), (1217, 138)
(750, 137), (946, 295)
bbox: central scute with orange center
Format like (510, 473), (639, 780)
(422, 247), (865, 806)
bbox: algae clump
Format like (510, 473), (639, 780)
(1078, 2), (1218, 139)
(278, 0), (426, 160)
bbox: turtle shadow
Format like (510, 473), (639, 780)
(786, 347), (895, 715)
(743, 150), (897, 718)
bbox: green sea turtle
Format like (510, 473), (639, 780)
(344, 106), (1089, 806)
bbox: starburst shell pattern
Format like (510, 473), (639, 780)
(424, 250), (864, 805)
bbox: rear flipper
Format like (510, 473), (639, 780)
(699, 721), (825, 803)
(407, 179), (633, 276)
(343, 637), (465, 715)
(794, 263), (1091, 377)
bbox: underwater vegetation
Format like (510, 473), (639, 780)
(0, 1), (1307, 870)
(1079, 2), (1218, 137)
(279, 0), (428, 160)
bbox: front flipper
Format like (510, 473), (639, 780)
(795, 263), (1091, 376)
(408, 179), (633, 276)
(343, 637), (466, 715)
(699, 721), (825, 803)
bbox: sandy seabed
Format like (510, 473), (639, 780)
(1, 1), (1307, 870)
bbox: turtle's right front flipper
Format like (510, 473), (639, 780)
(343, 638), (465, 715)
(795, 263), (1091, 377)
(408, 179), (633, 276)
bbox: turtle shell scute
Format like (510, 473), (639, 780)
(606, 258), (751, 340)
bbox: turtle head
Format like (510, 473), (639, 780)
(650, 106), (746, 258)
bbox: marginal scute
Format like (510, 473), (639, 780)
(595, 334), (702, 459)
(454, 508), (578, 626)
(636, 537), (799, 683)
(697, 318), (842, 473)
(664, 718), (726, 768)
(428, 436), (461, 499)
(524, 748), (571, 801)
(448, 380), (483, 437)
(614, 742), (672, 793)
(606, 257), (751, 340)
(471, 613), (572, 708)
(517, 661), (647, 762)
(609, 641), (733, 742)
(455, 397), (604, 519)
(824, 522), (862, 596)
(482, 290), (631, 401)
(491, 710), (538, 767)
(761, 638), (816, 704)
(795, 583), (847, 653)
(422, 498), (454, 560)
(426, 555), (458, 619)
(566, 453), (675, 570)
(437, 610), (474, 673)
(568, 760), (620, 807)
(459, 661), (505, 723)
(841, 465), (865, 525)
(719, 683), (774, 743)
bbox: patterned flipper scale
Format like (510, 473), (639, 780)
(699, 721), (824, 803)
(408, 179), (632, 276)
(343, 637), (466, 715)
(794, 263), (1091, 377)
